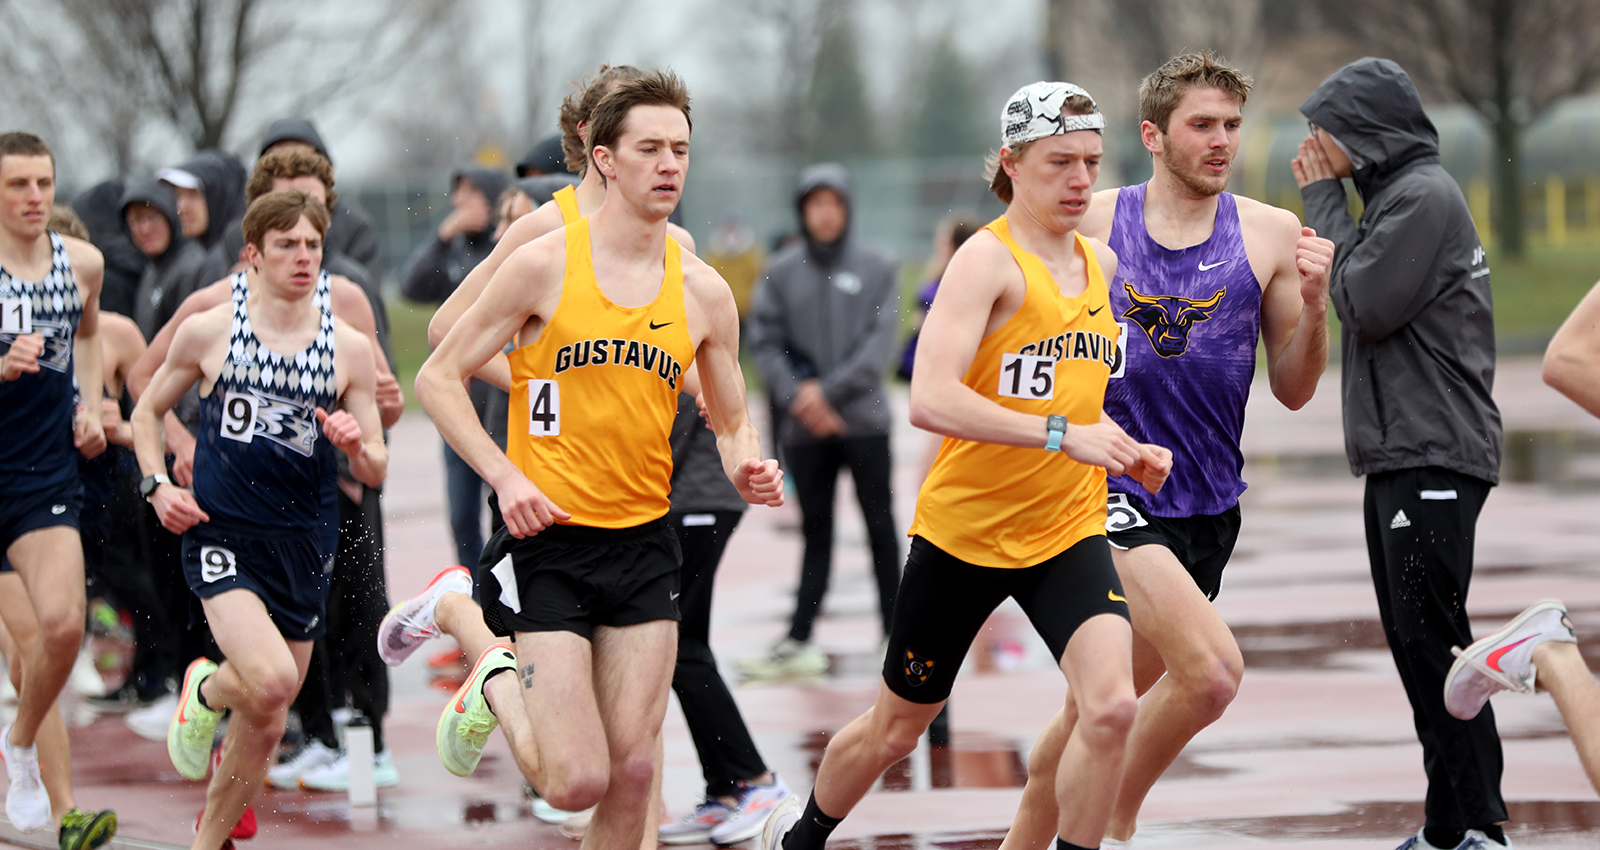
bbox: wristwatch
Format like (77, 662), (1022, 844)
(139, 473), (172, 499)
(1044, 415), (1068, 452)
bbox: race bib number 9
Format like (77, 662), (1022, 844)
(527, 379), (561, 436)
(220, 391), (259, 443)
(200, 546), (238, 583)
(999, 353), (1055, 400)
(1, 296), (31, 334)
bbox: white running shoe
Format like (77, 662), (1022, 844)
(299, 749), (400, 791)
(125, 692), (179, 742)
(711, 773), (793, 845)
(377, 566), (473, 667)
(1445, 599), (1577, 721)
(0, 723), (51, 833)
(757, 794), (800, 850)
(1460, 828), (1511, 849)
(659, 799), (733, 845)
(739, 639), (828, 680)
(69, 645), (106, 698)
(1102, 837), (1134, 850)
(267, 740), (341, 789)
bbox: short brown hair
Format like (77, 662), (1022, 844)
(983, 94), (1096, 204)
(0, 131), (53, 172)
(242, 189), (329, 251)
(558, 64), (645, 174)
(247, 147), (338, 208)
(1138, 52), (1253, 134)
(48, 205), (88, 241)
(586, 69), (692, 182)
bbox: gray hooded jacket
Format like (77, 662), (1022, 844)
(749, 164), (900, 444)
(1300, 58), (1501, 484)
(120, 179), (206, 341)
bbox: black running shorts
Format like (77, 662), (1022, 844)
(478, 517), (682, 640)
(1105, 492), (1241, 601)
(183, 521), (333, 640)
(0, 479), (83, 568)
(882, 535), (1129, 704)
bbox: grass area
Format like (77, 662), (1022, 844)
(387, 299), (434, 405)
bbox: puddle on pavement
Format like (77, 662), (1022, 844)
(801, 729), (1028, 790)
(1233, 617), (1389, 670)
(1192, 799), (1600, 841)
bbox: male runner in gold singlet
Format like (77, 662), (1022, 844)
(382, 70), (782, 850)
(760, 82), (1170, 850)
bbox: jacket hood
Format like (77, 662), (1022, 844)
(72, 179), (129, 246)
(516, 134), (569, 177)
(1299, 58), (1439, 200)
(450, 166), (512, 237)
(164, 150), (248, 249)
(794, 162), (853, 264)
(118, 178), (186, 263)
(517, 174), (579, 207)
(259, 117), (330, 161)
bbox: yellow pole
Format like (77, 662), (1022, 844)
(1470, 179), (1493, 247)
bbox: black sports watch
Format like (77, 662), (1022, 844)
(139, 473), (172, 499)
(1044, 415), (1068, 452)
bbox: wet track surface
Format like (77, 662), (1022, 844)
(2, 359), (1598, 849)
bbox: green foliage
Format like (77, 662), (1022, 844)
(906, 36), (988, 158)
(807, 12), (875, 159)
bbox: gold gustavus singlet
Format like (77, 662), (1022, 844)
(505, 217), (694, 528)
(908, 217), (1120, 568)
(553, 184), (581, 225)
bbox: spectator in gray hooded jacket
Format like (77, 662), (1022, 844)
(1295, 57), (1507, 850)
(121, 179), (205, 342)
(745, 163), (901, 679)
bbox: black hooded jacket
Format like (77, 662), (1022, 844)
(399, 166), (510, 304)
(70, 180), (147, 319)
(1299, 58), (1501, 483)
(749, 163), (900, 443)
(120, 179), (206, 341)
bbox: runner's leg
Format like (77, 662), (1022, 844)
(1534, 641), (1600, 794)
(1051, 613), (1137, 847)
(583, 620), (677, 850)
(0, 583), (75, 819)
(7, 528), (86, 748)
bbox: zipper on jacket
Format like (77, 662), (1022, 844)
(1367, 355), (1388, 443)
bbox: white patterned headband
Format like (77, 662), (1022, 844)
(1002, 81), (1106, 147)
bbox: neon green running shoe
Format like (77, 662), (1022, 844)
(58, 807), (117, 850)
(168, 657), (222, 780)
(437, 643), (515, 777)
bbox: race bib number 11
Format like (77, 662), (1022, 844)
(999, 353), (1055, 400)
(527, 379), (561, 436)
(0, 296), (30, 334)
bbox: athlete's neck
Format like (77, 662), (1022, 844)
(587, 196), (671, 307)
(1005, 200), (1082, 269)
(244, 280), (318, 340)
(1143, 169), (1222, 250)
(0, 226), (53, 279)
(575, 169), (607, 215)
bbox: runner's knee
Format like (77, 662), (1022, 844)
(1172, 648), (1242, 720)
(541, 767), (609, 813)
(236, 667), (301, 718)
(37, 603), (84, 660)
(1076, 690), (1137, 750)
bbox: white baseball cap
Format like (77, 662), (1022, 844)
(1002, 82), (1106, 147)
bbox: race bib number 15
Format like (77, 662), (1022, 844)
(999, 353), (1055, 400)
(220, 391), (258, 443)
(0, 296), (30, 334)
(527, 379), (561, 436)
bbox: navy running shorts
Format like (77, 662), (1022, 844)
(183, 521), (332, 641)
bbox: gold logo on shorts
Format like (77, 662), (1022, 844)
(1108, 589), (1127, 603)
(904, 650), (935, 687)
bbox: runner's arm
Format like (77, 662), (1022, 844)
(1258, 207), (1333, 411)
(327, 321), (388, 487)
(67, 238), (106, 457)
(330, 274), (404, 427)
(131, 313), (220, 532)
(1543, 278), (1600, 418)
(689, 265), (782, 507)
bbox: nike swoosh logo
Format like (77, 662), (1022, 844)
(1487, 635), (1536, 672)
(649, 320), (673, 330)
(669, 592), (680, 600)
(1088, 305), (1105, 316)
(1108, 589), (1127, 603)
(455, 695), (468, 714)
(1198, 260), (1229, 271)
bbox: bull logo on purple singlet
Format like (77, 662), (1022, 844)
(1121, 281), (1225, 358)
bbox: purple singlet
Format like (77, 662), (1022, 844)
(1104, 183), (1262, 517)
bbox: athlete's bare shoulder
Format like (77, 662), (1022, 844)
(330, 317), (377, 368)
(60, 234), (104, 288)
(1079, 187), (1122, 240)
(170, 297), (233, 356)
(99, 311), (144, 355)
(1233, 194), (1303, 283)
(1081, 232), (1119, 285)
(181, 278), (234, 314)
(668, 222), (697, 255)
(945, 227), (1020, 297)
(1232, 193), (1302, 238)
(507, 201), (566, 249)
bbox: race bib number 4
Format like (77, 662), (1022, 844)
(0, 295), (31, 334)
(527, 379), (561, 436)
(999, 353), (1055, 400)
(220, 391), (259, 443)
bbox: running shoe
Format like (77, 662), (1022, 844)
(267, 740), (341, 789)
(1445, 599), (1576, 721)
(757, 794), (801, 850)
(1, 722), (51, 833)
(299, 749), (400, 791)
(1460, 829), (1511, 849)
(57, 807), (117, 850)
(428, 647), (468, 669)
(125, 692), (179, 741)
(525, 782), (587, 824)
(168, 658), (222, 780)
(738, 639), (828, 680)
(1102, 837), (1133, 850)
(437, 643), (514, 777)
(378, 566), (473, 667)
(711, 774), (792, 845)
(659, 799), (733, 845)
